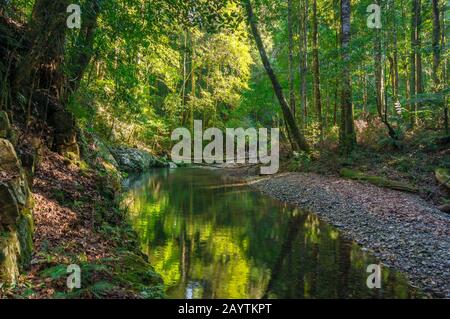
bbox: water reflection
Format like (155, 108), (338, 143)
(123, 168), (421, 299)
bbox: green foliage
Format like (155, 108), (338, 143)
(39, 264), (68, 280)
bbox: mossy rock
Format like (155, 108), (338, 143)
(0, 182), (20, 225)
(0, 138), (22, 175)
(113, 251), (164, 298)
(435, 168), (450, 189)
(0, 231), (21, 284)
(340, 168), (418, 193)
(16, 211), (34, 271)
(99, 160), (122, 194)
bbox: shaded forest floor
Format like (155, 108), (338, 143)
(2, 146), (164, 299)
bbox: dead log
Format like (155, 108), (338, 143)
(340, 168), (418, 193)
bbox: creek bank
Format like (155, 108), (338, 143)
(220, 166), (450, 298)
(1, 128), (165, 298)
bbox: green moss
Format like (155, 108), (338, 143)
(340, 168), (418, 193)
(113, 251), (165, 298)
(435, 168), (450, 189)
(0, 231), (20, 284)
(17, 214), (33, 271)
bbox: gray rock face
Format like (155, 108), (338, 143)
(0, 138), (21, 175)
(110, 147), (168, 172)
(0, 182), (20, 225)
(0, 138), (34, 284)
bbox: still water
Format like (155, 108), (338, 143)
(123, 168), (421, 299)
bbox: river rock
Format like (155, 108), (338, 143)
(169, 162), (177, 169)
(111, 147), (168, 172)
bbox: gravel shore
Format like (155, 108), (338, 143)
(221, 167), (450, 298)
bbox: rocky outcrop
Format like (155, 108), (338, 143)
(110, 147), (168, 173)
(0, 138), (34, 285)
(88, 136), (122, 196)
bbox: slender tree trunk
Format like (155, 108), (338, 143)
(65, 0), (102, 100)
(181, 31), (188, 126)
(374, 2), (398, 141)
(243, 0), (309, 152)
(440, 1), (448, 134)
(333, 84), (338, 126)
(374, 2), (384, 119)
(190, 32), (196, 132)
(363, 74), (367, 113)
(288, 0), (295, 116)
(391, 0), (399, 102)
(339, 0), (356, 153)
(312, 0), (323, 139)
(299, 0), (309, 128)
(333, 0), (339, 127)
(409, 0), (418, 127)
(415, 0), (423, 98)
(432, 0), (441, 87)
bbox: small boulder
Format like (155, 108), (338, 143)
(111, 148), (151, 172)
(0, 138), (21, 175)
(0, 182), (20, 225)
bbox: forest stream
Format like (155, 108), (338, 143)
(122, 168), (423, 299)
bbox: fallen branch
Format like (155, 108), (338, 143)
(435, 168), (450, 189)
(340, 168), (418, 193)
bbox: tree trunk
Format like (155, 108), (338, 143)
(243, 0), (309, 152)
(409, 0), (418, 127)
(415, 0), (423, 98)
(391, 0), (399, 102)
(374, 4), (398, 141)
(288, 0), (295, 116)
(374, 10), (384, 118)
(312, 0), (323, 139)
(339, 0), (356, 153)
(181, 31), (188, 126)
(65, 0), (102, 100)
(299, 0), (309, 128)
(14, 0), (71, 99)
(432, 0), (440, 87)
